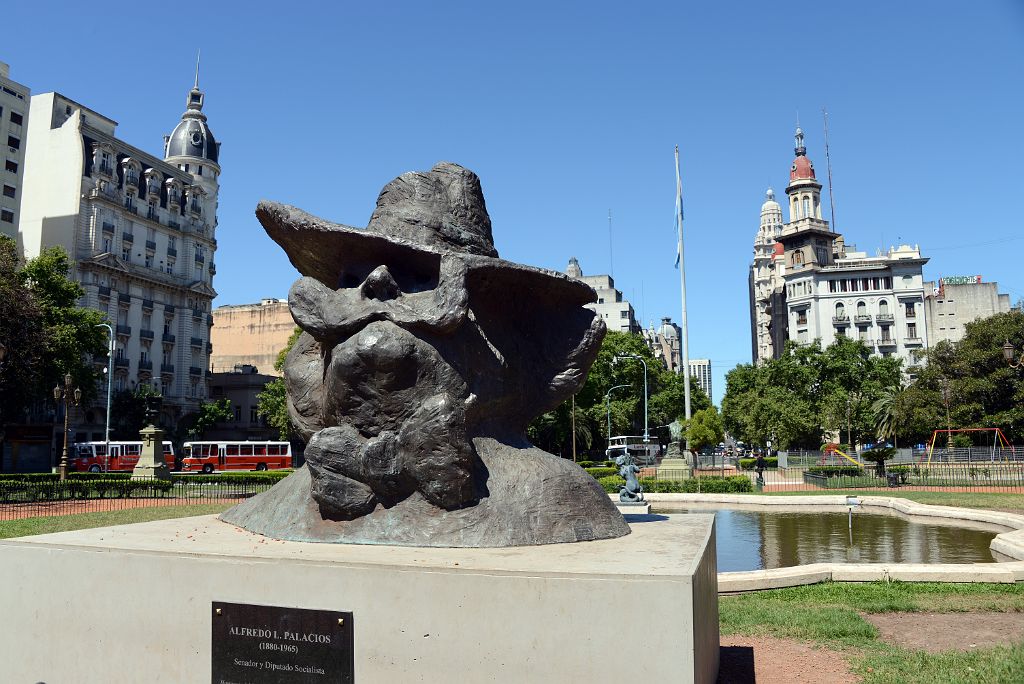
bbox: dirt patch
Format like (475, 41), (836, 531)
(718, 635), (859, 683)
(865, 612), (1024, 653)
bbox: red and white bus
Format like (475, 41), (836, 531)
(180, 441), (292, 473)
(72, 441), (176, 473)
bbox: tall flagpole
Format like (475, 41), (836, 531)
(675, 146), (692, 451)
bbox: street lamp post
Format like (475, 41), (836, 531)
(605, 384), (631, 446)
(614, 355), (649, 445)
(96, 324), (115, 472)
(53, 373), (81, 481)
(1003, 340), (1024, 369)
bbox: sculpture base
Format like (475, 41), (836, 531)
(221, 438), (630, 547)
(615, 501), (652, 515)
(0, 513), (718, 683)
(130, 464), (171, 481)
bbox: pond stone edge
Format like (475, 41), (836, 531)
(617, 493), (1024, 592)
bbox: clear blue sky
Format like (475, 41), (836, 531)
(5, 2), (1023, 404)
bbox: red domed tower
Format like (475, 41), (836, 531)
(784, 127), (823, 223)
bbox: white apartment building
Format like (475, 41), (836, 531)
(687, 358), (712, 403)
(565, 257), (640, 333)
(0, 62), (30, 239)
(750, 128), (929, 369)
(18, 76), (220, 429)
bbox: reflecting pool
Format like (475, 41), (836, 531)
(654, 507), (1000, 572)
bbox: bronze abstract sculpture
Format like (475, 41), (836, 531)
(221, 162), (629, 547)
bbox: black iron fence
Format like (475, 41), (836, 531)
(0, 473), (282, 521)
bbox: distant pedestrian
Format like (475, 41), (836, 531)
(755, 453), (767, 486)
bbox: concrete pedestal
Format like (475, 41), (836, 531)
(131, 424), (170, 480)
(0, 514), (718, 683)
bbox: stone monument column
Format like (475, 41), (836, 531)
(132, 396), (171, 481)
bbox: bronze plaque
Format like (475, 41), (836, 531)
(211, 602), (353, 683)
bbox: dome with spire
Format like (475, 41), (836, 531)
(789, 126), (815, 182)
(761, 187), (781, 213)
(164, 68), (219, 165)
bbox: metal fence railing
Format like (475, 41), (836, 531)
(0, 476), (278, 521)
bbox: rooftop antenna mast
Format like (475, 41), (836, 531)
(608, 209), (614, 278)
(823, 108), (837, 229)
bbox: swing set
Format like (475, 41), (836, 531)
(921, 427), (1016, 465)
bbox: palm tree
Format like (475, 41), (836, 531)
(872, 384), (906, 448)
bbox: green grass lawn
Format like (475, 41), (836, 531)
(0, 503), (234, 539)
(760, 489), (1024, 514)
(722, 582), (1024, 683)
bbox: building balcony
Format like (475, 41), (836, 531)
(161, 364), (175, 375)
(162, 333), (176, 344)
(832, 315), (849, 325)
(98, 285), (111, 299)
(190, 337), (203, 348)
(142, 299), (154, 311)
(118, 293), (131, 305)
(192, 308), (203, 319)
(905, 311), (917, 319)
(905, 336), (923, 345)
(125, 205), (138, 215)
(122, 232), (134, 243)
(140, 329), (155, 340)
(97, 163), (114, 176)
(89, 187), (119, 202)
(167, 219), (181, 231)
(164, 305), (176, 314)
(167, 247), (177, 258)
(877, 338), (897, 348)
(101, 222), (115, 234)
(145, 240), (156, 251)
(208, 262), (216, 275)
(194, 254), (205, 264)
(876, 313), (894, 322)
(114, 357), (130, 369)
(854, 315), (872, 324)
(189, 366), (203, 376)
(146, 210), (159, 224)
(138, 359), (153, 371)
(115, 325), (131, 337)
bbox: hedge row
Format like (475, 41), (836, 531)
(584, 467), (618, 479)
(0, 472), (135, 483)
(805, 466), (865, 477)
(171, 471), (291, 485)
(0, 478), (174, 501)
(738, 457), (778, 470)
(596, 475), (753, 494)
(577, 460), (616, 468)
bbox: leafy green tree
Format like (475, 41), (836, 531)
(19, 246), (106, 403)
(257, 328), (302, 440)
(686, 406), (724, 453)
(175, 398), (233, 441)
(721, 338), (902, 450)
(0, 237), (46, 440)
(0, 240), (105, 443)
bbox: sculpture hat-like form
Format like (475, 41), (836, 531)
(256, 161), (593, 307)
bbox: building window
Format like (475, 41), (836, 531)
(166, 259), (175, 274)
(250, 407), (258, 424)
(835, 303), (845, 318)
(2, 184), (14, 198)
(879, 300), (889, 315)
(803, 197), (811, 218)
(856, 301), (867, 317)
(620, 311), (628, 319)
(144, 253), (154, 268)
(9, 111), (23, 126)
(102, 237), (112, 252)
(796, 310), (807, 325)
(7, 136), (20, 150)
(234, 406), (241, 422)
(908, 322), (918, 339)
(793, 251), (804, 266)
(121, 247), (131, 262)
(0, 209), (13, 223)
(905, 302), (916, 318)
(880, 326), (891, 342)
(5, 160), (17, 173)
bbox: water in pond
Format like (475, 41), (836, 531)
(655, 507), (998, 572)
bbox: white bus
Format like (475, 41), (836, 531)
(605, 436), (660, 467)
